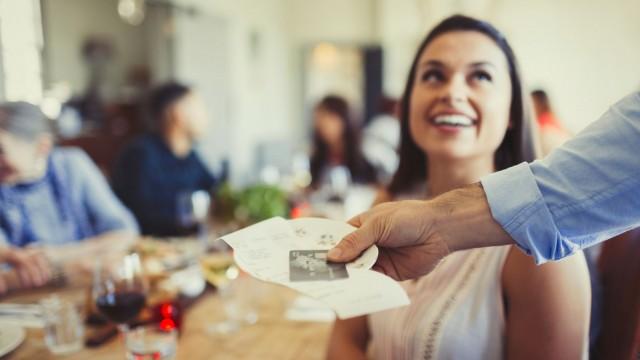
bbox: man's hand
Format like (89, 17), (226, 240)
(327, 184), (513, 281)
(0, 247), (52, 294)
(328, 200), (451, 281)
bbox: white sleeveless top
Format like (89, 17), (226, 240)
(368, 246), (511, 360)
(368, 183), (510, 359)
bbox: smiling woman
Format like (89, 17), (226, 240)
(409, 31), (513, 168)
(387, 16), (537, 196)
(327, 15), (590, 360)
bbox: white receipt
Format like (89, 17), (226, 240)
(220, 217), (410, 319)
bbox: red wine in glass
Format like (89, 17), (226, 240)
(96, 291), (146, 324)
(93, 254), (147, 331)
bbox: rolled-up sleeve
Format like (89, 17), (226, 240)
(482, 92), (640, 263)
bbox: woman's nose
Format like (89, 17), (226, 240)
(439, 75), (468, 104)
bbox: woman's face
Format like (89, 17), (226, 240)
(409, 31), (512, 162)
(314, 107), (344, 146)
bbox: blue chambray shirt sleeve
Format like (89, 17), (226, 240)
(481, 92), (640, 264)
(69, 149), (140, 235)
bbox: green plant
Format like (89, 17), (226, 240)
(215, 182), (289, 225)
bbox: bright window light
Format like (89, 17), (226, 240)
(0, 0), (44, 103)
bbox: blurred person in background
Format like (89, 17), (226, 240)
(327, 15), (590, 360)
(0, 102), (138, 293)
(112, 82), (218, 236)
(361, 96), (401, 183)
(531, 89), (572, 155)
(309, 95), (377, 191)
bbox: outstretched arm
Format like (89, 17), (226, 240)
(328, 184), (511, 280)
(329, 92), (640, 280)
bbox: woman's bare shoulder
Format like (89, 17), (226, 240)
(501, 245), (590, 308)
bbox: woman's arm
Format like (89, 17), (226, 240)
(502, 246), (591, 359)
(326, 316), (370, 360)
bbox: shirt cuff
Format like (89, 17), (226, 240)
(481, 162), (576, 264)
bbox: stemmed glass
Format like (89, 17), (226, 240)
(92, 254), (147, 334)
(177, 190), (212, 250)
(199, 241), (258, 334)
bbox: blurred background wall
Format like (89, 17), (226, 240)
(377, 0), (640, 132)
(1, 0), (639, 183)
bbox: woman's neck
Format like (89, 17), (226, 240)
(163, 128), (192, 158)
(426, 155), (495, 197)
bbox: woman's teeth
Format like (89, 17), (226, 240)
(432, 114), (475, 127)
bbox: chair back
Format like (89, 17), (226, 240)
(592, 228), (640, 360)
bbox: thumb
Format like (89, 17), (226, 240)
(347, 213), (363, 228)
(328, 226), (376, 262)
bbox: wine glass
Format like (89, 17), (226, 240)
(177, 190), (212, 249)
(199, 242), (257, 334)
(93, 254), (147, 334)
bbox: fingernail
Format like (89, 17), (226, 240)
(328, 248), (342, 259)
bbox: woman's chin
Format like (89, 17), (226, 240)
(423, 145), (478, 161)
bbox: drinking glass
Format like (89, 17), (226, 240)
(199, 242), (258, 334)
(92, 254), (147, 334)
(125, 325), (177, 360)
(177, 190), (212, 248)
(40, 296), (84, 355)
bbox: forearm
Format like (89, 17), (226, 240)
(44, 230), (136, 263)
(431, 183), (514, 253)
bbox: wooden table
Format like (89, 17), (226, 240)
(3, 280), (332, 359)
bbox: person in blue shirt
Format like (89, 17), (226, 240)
(112, 82), (218, 236)
(328, 91), (640, 280)
(0, 102), (138, 293)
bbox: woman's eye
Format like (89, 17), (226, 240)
(420, 70), (444, 83)
(471, 70), (492, 82)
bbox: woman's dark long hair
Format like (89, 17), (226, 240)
(388, 15), (539, 195)
(310, 95), (376, 188)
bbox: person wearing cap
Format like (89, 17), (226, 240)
(0, 101), (138, 294)
(328, 91), (640, 281)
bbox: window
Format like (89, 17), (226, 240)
(0, 0), (44, 102)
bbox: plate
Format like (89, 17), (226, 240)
(288, 217), (378, 271)
(0, 324), (25, 357)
